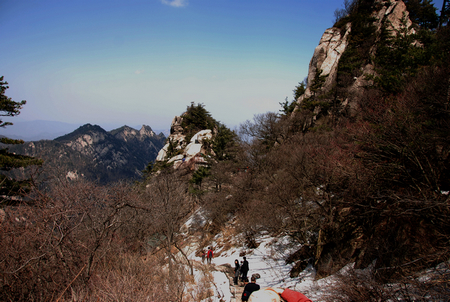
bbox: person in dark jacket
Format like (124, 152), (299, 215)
(240, 256), (249, 282)
(201, 250), (206, 263)
(233, 259), (240, 285)
(241, 276), (259, 301)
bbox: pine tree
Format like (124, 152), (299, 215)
(440, 0), (449, 26)
(404, 0), (439, 29)
(0, 76), (42, 203)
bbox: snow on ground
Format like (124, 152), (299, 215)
(182, 211), (334, 301)
(185, 229), (332, 301)
(211, 270), (233, 301)
(183, 212), (450, 301)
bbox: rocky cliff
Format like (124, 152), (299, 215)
(297, 0), (415, 125)
(288, 0), (449, 280)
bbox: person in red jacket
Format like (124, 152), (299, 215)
(280, 288), (312, 302)
(206, 247), (213, 264)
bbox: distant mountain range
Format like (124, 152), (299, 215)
(0, 120), (170, 141)
(4, 123), (166, 184)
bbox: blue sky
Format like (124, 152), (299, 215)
(1, 0), (445, 131)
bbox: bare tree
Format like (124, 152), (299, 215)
(334, 0), (358, 24)
(0, 179), (139, 301)
(139, 170), (193, 296)
(239, 112), (288, 147)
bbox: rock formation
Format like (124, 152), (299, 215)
(297, 0), (415, 121)
(301, 24), (352, 101)
(289, 0), (433, 279)
(157, 115), (213, 170)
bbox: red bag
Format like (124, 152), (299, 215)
(280, 288), (312, 302)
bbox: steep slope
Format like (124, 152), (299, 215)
(296, 0), (417, 128)
(146, 2), (449, 298)
(280, 0), (450, 283)
(181, 0), (450, 289)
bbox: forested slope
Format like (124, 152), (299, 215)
(192, 1), (450, 297)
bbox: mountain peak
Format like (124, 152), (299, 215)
(54, 123), (107, 142)
(139, 125), (155, 137)
(110, 125), (157, 142)
(109, 125), (136, 135)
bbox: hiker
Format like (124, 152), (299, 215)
(240, 256), (249, 282)
(248, 288), (281, 302)
(201, 250), (206, 263)
(233, 259), (240, 285)
(241, 276), (260, 301)
(206, 247), (213, 264)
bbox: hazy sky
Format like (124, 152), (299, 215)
(1, 0), (445, 131)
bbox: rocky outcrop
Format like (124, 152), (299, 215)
(156, 115), (214, 170)
(292, 0), (425, 278)
(170, 115), (185, 137)
(299, 23), (352, 104)
(297, 0), (414, 117)
(377, 0), (414, 33)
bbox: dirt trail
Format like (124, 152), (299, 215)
(191, 260), (246, 301)
(214, 264), (245, 302)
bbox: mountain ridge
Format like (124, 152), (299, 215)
(0, 120), (169, 141)
(6, 123), (166, 184)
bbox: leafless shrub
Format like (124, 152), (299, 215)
(238, 112), (286, 146)
(323, 262), (450, 302)
(334, 0), (359, 24)
(186, 267), (215, 302)
(0, 179), (143, 301)
(57, 249), (198, 302)
(137, 170), (195, 283)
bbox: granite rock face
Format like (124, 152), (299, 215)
(297, 0), (414, 118)
(157, 114), (213, 169)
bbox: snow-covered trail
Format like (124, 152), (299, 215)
(182, 211), (324, 301)
(187, 234), (325, 301)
